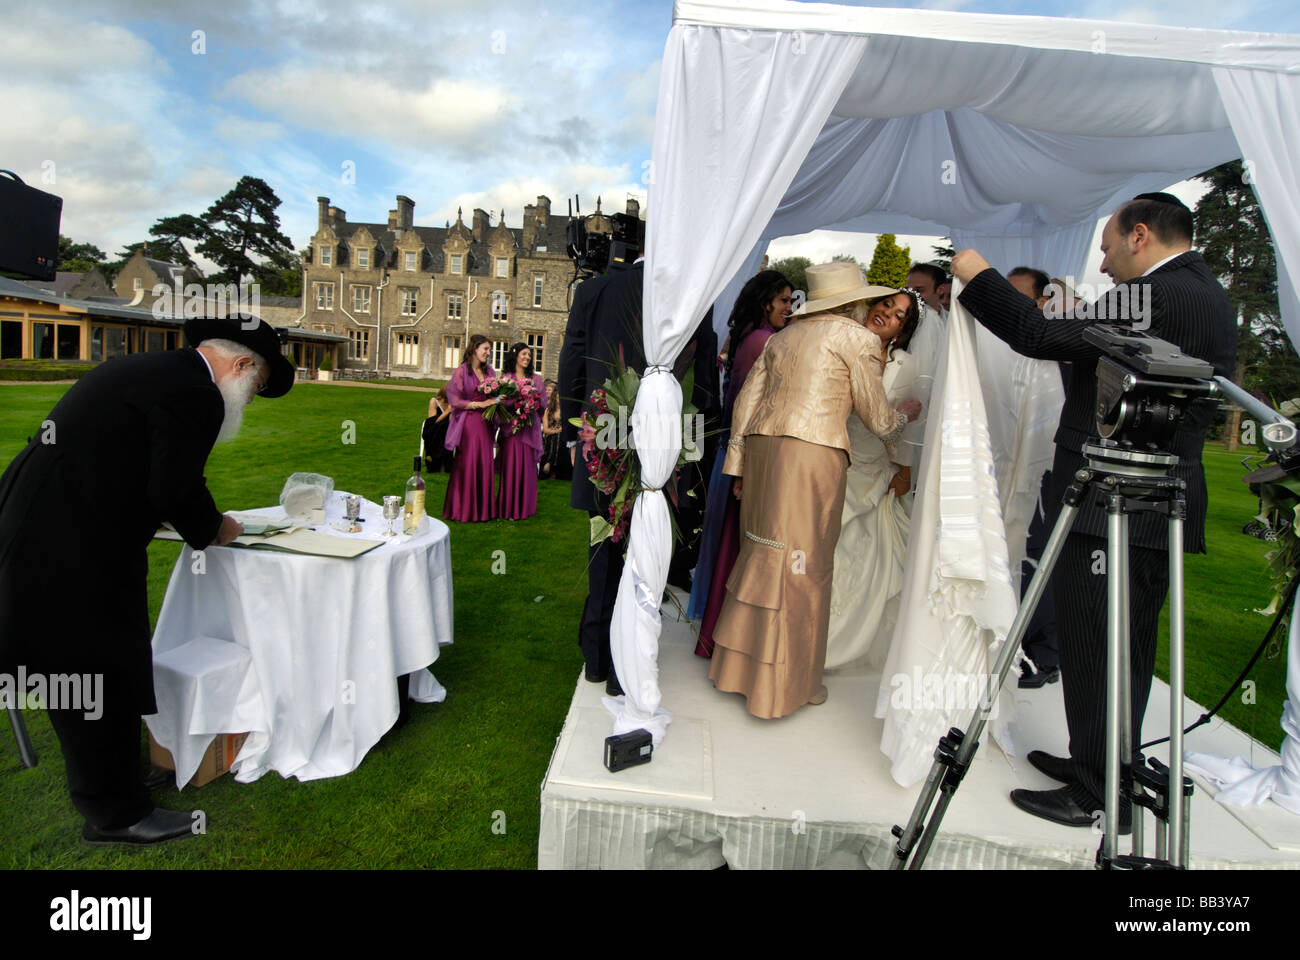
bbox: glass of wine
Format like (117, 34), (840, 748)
(382, 495), (401, 538)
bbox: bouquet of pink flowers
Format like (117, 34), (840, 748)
(507, 377), (544, 435)
(478, 375), (518, 426)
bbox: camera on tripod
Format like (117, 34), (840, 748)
(1082, 325), (1218, 455)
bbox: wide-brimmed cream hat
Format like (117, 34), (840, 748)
(795, 261), (899, 316)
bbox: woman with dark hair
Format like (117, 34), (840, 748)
(443, 334), (501, 522)
(422, 386), (453, 474)
(825, 289), (927, 670)
(539, 379), (568, 481)
(495, 341), (545, 519)
(689, 269), (795, 656)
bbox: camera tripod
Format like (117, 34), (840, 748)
(890, 439), (1194, 870)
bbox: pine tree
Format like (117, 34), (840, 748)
(1192, 160), (1298, 448)
(930, 238), (955, 273)
(149, 176), (295, 287)
(768, 256), (811, 296)
(866, 234), (911, 289)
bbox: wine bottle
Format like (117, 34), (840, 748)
(403, 455), (426, 534)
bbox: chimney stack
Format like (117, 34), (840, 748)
(472, 208), (490, 241)
(395, 195), (415, 232)
(625, 198), (640, 218)
(317, 196), (330, 229)
(536, 195), (550, 227)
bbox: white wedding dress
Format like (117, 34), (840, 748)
(825, 349), (926, 670)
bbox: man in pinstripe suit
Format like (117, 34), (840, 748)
(951, 194), (1237, 830)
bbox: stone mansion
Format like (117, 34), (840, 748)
(305, 192), (638, 381)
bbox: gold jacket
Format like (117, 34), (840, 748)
(722, 312), (907, 476)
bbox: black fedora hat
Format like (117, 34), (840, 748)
(183, 316), (296, 398)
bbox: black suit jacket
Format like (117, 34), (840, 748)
(558, 263), (719, 514)
(959, 252), (1237, 552)
(0, 349), (226, 711)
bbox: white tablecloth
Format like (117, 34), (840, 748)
(144, 493), (454, 786)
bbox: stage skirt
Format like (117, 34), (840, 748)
(709, 435), (848, 719)
(443, 414), (496, 522)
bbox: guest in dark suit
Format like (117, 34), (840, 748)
(0, 317), (293, 845)
(558, 259), (717, 694)
(953, 193), (1237, 829)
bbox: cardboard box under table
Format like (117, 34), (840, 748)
(144, 637), (254, 789)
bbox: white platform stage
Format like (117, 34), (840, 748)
(539, 589), (1300, 869)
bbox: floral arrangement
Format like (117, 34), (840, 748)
(570, 345), (702, 545)
(478, 375), (518, 426)
(506, 376), (545, 435)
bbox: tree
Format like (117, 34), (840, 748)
(768, 256), (811, 295)
(1192, 160), (1300, 448)
(866, 234), (911, 289)
(55, 235), (108, 274)
(261, 250), (303, 298)
(930, 238), (955, 273)
(149, 176), (295, 287)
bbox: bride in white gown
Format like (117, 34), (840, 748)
(826, 294), (930, 670)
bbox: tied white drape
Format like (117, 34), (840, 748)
(876, 282), (1020, 787)
(1185, 587), (1300, 815)
(1212, 66), (1300, 354)
(611, 24), (868, 744)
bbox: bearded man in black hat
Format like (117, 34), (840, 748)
(0, 316), (294, 845)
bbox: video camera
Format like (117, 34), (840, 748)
(0, 170), (62, 281)
(564, 195), (644, 277)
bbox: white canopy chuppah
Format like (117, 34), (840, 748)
(612, 0), (1300, 804)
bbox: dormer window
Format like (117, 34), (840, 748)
(358, 248), (369, 269)
(450, 254), (463, 275)
(495, 258), (509, 278)
(320, 245), (332, 267)
(405, 251), (417, 272)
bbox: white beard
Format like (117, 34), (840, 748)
(215, 367), (259, 443)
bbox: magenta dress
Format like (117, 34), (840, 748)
(443, 363), (498, 522)
(495, 373), (545, 520)
(696, 323), (777, 656)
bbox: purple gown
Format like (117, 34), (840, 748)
(495, 373), (545, 520)
(443, 363), (497, 522)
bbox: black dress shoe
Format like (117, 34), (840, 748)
(82, 808), (197, 846)
(605, 674), (623, 696)
(1018, 665), (1060, 689)
(584, 668), (608, 683)
(1010, 787), (1130, 834)
(1027, 750), (1073, 783)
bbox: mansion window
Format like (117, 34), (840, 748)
(90, 325), (130, 362)
(533, 275), (544, 307)
(30, 322), (82, 360)
(525, 331), (545, 374)
(357, 247), (370, 269)
(315, 282), (334, 310)
(319, 245), (332, 267)
(444, 335), (462, 371)
(495, 257), (509, 278)
(491, 292), (509, 324)
(401, 288), (419, 316)
(491, 339), (509, 372)
(447, 292), (463, 320)
(450, 254), (463, 275)
(348, 328), (370, 360)
(1, 319), (22, 359)
(352, 285), (371, 313)
(405, 251), (417, 272)
(394, 332), (419, 367)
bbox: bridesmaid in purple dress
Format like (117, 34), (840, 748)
(495, 342), (545, 520)
(694, 270), (795, 656)
(443, 334), (501, 522)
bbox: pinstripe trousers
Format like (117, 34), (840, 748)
(1055, 532), (1170, 813)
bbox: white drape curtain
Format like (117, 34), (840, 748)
(610, 24), (869, 743)
(1212, 67), (1300, 352)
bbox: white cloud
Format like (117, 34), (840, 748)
(224, 68), (511, 149)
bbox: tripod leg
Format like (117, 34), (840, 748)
(1117, 511), (1135, 856)
(1103, 493), (1124, 864)
(1168, 508), (1187, 867)
(8, 705), (38, 768)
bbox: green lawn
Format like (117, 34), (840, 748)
(0, 383), (1291, 868)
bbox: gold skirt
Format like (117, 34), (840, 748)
(709, 434), (849, 719)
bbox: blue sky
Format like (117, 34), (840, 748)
(2, 0), (1295, 286)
